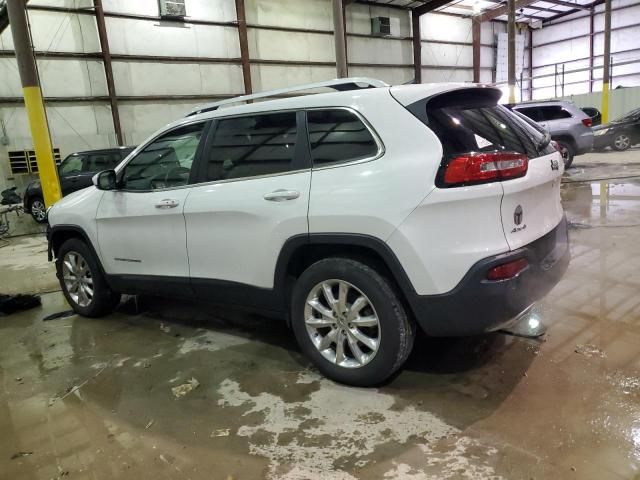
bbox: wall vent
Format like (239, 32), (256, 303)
(158, 0), (186, 19)
(8, 148), (61, 176)
(371, 17), (391, 37)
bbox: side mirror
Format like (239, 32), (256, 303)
(93, 170), (117, 190)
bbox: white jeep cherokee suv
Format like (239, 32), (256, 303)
(47, 78), (569, 386)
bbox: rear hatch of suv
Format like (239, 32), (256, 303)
(392, 86), (564, 251)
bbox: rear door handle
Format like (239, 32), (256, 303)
(263, 189), (300, 202)
(155, 199), (180, 209)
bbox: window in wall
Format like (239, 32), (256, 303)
(8, 148), (61, 175)
(307, 109), (379, 167)
(203, 112), (298, 182)
(122, 122), (204, 191)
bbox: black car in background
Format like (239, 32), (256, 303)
(581, 107), (602, 127)
(24, 147), (135, 223)
(593, 107), (640, 151)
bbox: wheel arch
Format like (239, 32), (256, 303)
(274, 234), (418, 322)
(48, 225), (105, 274)
(551, 134), (577, 152)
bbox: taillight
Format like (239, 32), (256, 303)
(442, 152), (528, 187)
(486, 258), (528, 281)
(582, 118), (593, 127)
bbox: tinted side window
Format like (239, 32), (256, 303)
(204, 112), (297, 182)
(538, 106), (572, 121)
(122, 122), (204, 191)
(515, 107), (541, 122)
(59, 154), (85, 175)
(307, 109), (378, 166)
(86, 152), (122, 171)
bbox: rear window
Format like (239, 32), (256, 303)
(426, 97), (555, 160)
(517, 105), (572, 122)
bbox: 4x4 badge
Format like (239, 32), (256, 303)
(550, 158), (560, 171)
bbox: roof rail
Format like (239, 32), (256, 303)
(186, 77), (389, 117)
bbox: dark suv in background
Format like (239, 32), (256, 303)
(508, 100), (594, 168)
(593, 107), (640, 151)
(24, 147), (134, 223)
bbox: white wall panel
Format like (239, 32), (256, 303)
(248, 29), (334, 62)
(112, 62), (243, 96)
(348, 4), (411, 37)
(423, 43), (472, 68)
(104, 0), (236, 22)
(119, 101), (204, 145)
(40, 59), (108, 97)
(250, 64), (336, 92)
(421, 14), (472, 44)
(0, 59), (22, 97)
(246, 0), (333, 30)
(106, 18), (239, 58)
(348, 66), (413, 85)
(422, 68), (473, 83)
(347, 37), (412, 65)
(0, 10), (99, 52)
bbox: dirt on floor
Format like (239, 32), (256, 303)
(1, 159), (640, 479)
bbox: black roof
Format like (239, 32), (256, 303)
(70, 146), (135, 156)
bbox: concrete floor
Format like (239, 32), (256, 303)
(2, 153), (640, 479)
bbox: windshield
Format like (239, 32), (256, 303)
(614, 108), (640, 122)
(58, 154), (85, 175)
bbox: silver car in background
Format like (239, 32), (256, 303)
(508, 100), (594, 168)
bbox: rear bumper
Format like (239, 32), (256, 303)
(408, 216), (570, 336)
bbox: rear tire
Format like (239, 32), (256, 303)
(613, 133), (631, 151)
(291, 257), (415, 387)
(56, 238), (120, 317)
(556, 141), (575, 169)
(29, 197), (47, 223)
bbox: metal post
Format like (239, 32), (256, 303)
(528, 27), (533, 100)
(235, 0), (252, 94)
(412, 11), (422, 84)
(561, 63), (565, 97)
(601, 0), (611, 123)
(332, 0), (348, 78)
(94, 0), (123, 145)
(589, 7), (594, 93)
(6, 0), (61, 207)
(472, 18), (481, 83)
(507, 0), (516, 103)
(554, 64), (558, 98)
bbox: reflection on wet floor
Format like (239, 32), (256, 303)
(2, 178), (640, 479)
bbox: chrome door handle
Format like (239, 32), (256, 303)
(154, 199), (179, 209)
(263, 189), (300, 202)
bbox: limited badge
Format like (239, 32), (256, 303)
(550, 158), (560, 171)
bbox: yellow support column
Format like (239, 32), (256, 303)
(7, 0), (61, 207)
(601, 0), (611, 124)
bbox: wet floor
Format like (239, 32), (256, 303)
(2, 177), (640, 479)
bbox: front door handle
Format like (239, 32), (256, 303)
(155, 199), (180, 209)
(263, 189), (300, 202)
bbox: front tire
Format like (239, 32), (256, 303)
(29, 197), (47, 223)
(56, 238), (120, 317)
(291, 258), (415, 387)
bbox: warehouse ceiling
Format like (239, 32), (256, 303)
(356, 0), (599, 23)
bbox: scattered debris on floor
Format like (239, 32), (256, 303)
(0, 293), (41, 315)
(10, 451), (33, 460)
(171, 377), (200, 398)
(145, 419), (155, 429)
(42, 310), (75, 321)
(211, 428), (230, 437)
(14, 376), (23, 383)
(160, 323), (171, 333)
(575, 344), (607, 358)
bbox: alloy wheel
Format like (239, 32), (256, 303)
(31, 200), (46, 222)
(62, 251), (94, 307)
(304, 279), (381, 369)
(615, 134), (631, 150)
